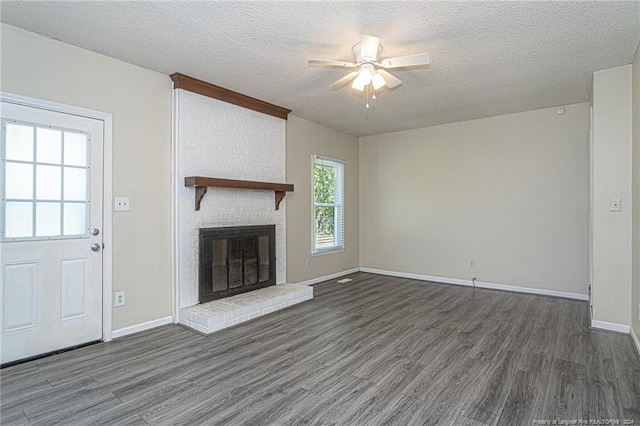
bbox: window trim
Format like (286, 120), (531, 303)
(311, 154), (345, 254)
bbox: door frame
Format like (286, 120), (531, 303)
(1, 92), (114, 342)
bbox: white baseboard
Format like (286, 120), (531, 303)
(474, 280), (589, 301)
(591, 320), (631, 334)
(111, 316), (174, 339)
(631, 327), (640, 356)
(359, 267), (589, 301)
(360, 267), (471, 287)
(296, 267), (360, 286)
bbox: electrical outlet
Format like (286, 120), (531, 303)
(470, 260), (476, 268)
(114, 197), (130, 212)
(114, 291), (126, 307)
(306, 259), (310, 268)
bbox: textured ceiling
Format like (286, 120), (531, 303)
(2, 1), (639, 136)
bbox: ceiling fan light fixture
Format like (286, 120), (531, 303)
(360, 67), (373, 85)
(372, 71), (386, 90)
(352, 66), (372, 91)
(351, 74), (366, 91)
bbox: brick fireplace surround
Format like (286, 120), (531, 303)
(173, 85), (312, 334)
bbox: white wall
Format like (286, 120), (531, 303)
(176, 90), (286, 308)
(631, 45), (640, 338)
(591, 65), (633, 327)
(360, 104), (590, 296)
(286, 116), (359, 284)
(0, 24), (173, 330)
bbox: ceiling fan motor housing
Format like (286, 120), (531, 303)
(352, 43), (383, 63)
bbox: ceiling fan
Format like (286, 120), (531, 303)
(308, 35), (431, 97)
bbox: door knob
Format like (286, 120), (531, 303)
(91, 228), (100, 236)
(90, 243), (101, 252)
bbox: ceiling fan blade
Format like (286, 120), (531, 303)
(360, 35), (381, 60)
(308, 59), (356, 68)
(378, 69), (402, 88)
(329, 71), (360, 90)
(380, 53), (431, 69)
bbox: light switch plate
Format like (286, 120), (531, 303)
(610, 198), (621, 212)
(114, 197), (130, 212)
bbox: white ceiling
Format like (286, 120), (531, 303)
(2, 1), (639, 136)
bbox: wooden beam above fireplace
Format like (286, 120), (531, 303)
(184, 176), (294, 211)
(170, 73), (291, 120)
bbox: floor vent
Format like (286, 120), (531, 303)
(337, 278), (353, 284)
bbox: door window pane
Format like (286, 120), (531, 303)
(2, 120), (91, 241)
(63, 203), (86, 236)
(64, 132), (88, 167)
(36, 128), (62, 164)
(36, 165), (62, 200)
(36, 202), (61, 237)
(63, 167), (87, 201)
(5, 123), (33, 162)
(5, 162), (33, 199)
(5, 202), (33, 238)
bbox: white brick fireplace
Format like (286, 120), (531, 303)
(174, 89), (287, 312)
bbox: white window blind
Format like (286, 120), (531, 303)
(313, 155), (344, 253)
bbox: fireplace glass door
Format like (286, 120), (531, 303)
(200, 225), (276, 302)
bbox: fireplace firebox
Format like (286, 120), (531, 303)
(199, 225), (276, 303)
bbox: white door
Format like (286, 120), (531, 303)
(0, 101), (103, 365)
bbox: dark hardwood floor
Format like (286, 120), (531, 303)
(2, 272), (639, 425)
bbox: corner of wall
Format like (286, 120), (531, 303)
(631, 41), (640, 340)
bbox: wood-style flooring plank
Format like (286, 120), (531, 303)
(541, 358), (583, 421)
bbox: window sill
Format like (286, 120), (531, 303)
(312, 248), (345, 257)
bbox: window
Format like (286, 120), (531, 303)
(1, 119), (90, 241)
(313, 155), (344, 253)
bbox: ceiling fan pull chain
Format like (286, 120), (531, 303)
(366, 85), (370, 109)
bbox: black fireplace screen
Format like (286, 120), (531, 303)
(199, 225), (276, 302)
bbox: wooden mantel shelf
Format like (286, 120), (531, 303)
(185, 176), (294, 211)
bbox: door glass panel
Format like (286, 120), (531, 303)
(64, 132), (88, 167)
(2, 120), (92, 241)
(228, 239), (242, 288)
(36, 165), (62, 200)
(5, 123), (33, 162)
(5, 162), (33, 199)
(258, 235), (270, 282)
(63, 203), (86, 236)
(211, 239), (228, 292)
(63, 167), (87, 201)
(5, 202), (33, 238)
(243, 236), (257, 285)
(36, 202), (61, 237)
(36, 128), (62, 164)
